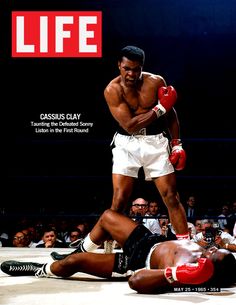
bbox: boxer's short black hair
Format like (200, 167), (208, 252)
(119, 46), (145, 65)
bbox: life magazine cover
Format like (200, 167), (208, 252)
(2, 1), (236, 221)
(1, 1), (236, 303)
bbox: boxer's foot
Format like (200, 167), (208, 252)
(1, 260), (47, 277)
(51, 239), (84, 261)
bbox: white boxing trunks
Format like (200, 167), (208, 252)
(111, 132), (174, 181)
(145, 243), (161, 269)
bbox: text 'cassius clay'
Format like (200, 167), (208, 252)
(12, 11), (102, 57)
(39, 113), (81, 120)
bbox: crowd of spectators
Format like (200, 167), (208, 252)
(0, 198), (235, 252)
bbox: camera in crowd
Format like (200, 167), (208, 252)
(204, 227), (222, 244)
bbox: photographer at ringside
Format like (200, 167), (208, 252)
(191, 219), (236, 252)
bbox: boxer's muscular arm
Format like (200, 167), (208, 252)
(104, 85), (157, 135)
(128, 258), (214, 294)
(128, 269), (170, 294)
(166, 108), (180, 139)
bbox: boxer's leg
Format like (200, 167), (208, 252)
(111, 174), (135, 212)
(51, 209), (138, 260)
(1, 252), (116, 279)
(153, 174), (189, 238)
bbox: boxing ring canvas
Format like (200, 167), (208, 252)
(0, 248), (235, 305)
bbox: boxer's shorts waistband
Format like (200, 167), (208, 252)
(117, 127), (163, 136)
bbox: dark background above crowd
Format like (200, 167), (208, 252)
(2, 0), (236, 210)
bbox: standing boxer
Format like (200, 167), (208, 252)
(1, 210), (235, 294)
(104, 45), (188, 238)
(50, 45), (189, 261)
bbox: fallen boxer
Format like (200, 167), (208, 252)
(1, 209), (235, 294)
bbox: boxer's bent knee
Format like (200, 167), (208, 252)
(101, 209), (117, 224)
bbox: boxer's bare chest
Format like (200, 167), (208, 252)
(151, 242), (203, 269)
(122, 85), (156, 114)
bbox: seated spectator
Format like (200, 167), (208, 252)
(12, 231), (28, 247)
(146, 200), (161, 218)
(184, 195), (202, 221)
(36, 226), (67, 248)
(194, 219), (203, 235)
(158, 215), (176, 240)
(187, 222), (196, 239)
(191, 219), (214, 248)
(191, 219), (236, 252)
(66, 228), (83, 248)
(21, 229), (33, 247)
(214, 229), (236, 252)
(26, 225), (41, 247)
(56, 219), (70, 243)
(218, 204), (231, 230)
(130, 198), (161, 234)
(76, 221), (90, 238)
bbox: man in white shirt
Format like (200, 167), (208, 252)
(130, 198), (161, 234)
(191, 219), (236, 252)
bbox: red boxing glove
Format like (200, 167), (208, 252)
(152, 86), (177, 118)
(164, 258), (214, 285)
(169, 139), (186, 171)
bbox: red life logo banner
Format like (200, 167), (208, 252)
(12, 11), (102, 57)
